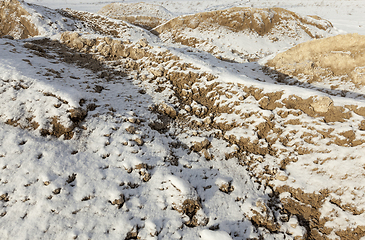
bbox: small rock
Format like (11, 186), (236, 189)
(128, 117), (137, 123)
(125, 126), (136, 134)
(275, 174), (288, 181)
(161, 103), (177, 118)
(0, 193), (9, 202)
(111, 194), (125, 209)
(191, 138), (210, 152)
(53, 188), (61, 195)
(183, 199), (201, 220)
(134, 137), (144, 146)
(66, 173), (77, 184)
(149, 68), (164, 77)
(310, 96), (333, 113)
(203, 117), (212, 125)
(138, 38), (148, 47)
(219, 182), (234, 194)
(125, 230), (138, 240)
(69, 108), (87, 123)
(141, 171), (151, 182)
(359, 120), (365, 131)
(201, 149), (212, 160)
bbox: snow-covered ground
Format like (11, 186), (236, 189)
(0, 0), (364, 239)
(24, 0), (365, 35)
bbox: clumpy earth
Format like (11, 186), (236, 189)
(1, 0), (365, 239)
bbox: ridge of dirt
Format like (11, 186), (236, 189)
(1, 1), (365, 239)
(58, 31), (365, 239)
(59, 8), (153, 41)
(106, 15), (163, 31)
(1, 36), (292, 239)
(0, 0), (38, 39)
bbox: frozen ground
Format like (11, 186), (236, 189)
(0, 0), (365, 239)
(23, 0), (365, 35)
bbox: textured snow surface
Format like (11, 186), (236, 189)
(1, 0), (365, 239)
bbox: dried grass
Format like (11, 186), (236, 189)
(267, 33), (365, 85)
(0, 0), (38, 39)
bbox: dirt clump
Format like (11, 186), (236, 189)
(275, 186), (365, 239)
(5, 117), (39, 130)
(40, 117), (74, 140)
(250, 200), (281, 233)
(219, 182), (234, 194)
(182, 199), (204, 227)
(0, 0), (39, 39)
(191, 138), (210, 152)
(310, 96), (333, 113)
(111, 194), (125, 209)
(0, 193), (9, 202)
(282, 95), (351, 123)
(69, 108), (87, 123)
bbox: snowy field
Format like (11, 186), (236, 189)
(0, 0), (365, 239)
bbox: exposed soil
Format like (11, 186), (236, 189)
(56, 31), (365, 238)
(155, 7), (332, 36)
(2, 2), (364, 238)
(0, 0), (39, 39)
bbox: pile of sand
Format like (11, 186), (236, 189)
(267, 33), (365, 86)
(97, 2), (173, 30)
(153, 7), (335, 61)
(0, 0), (38, 39)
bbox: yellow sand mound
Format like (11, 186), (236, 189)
(267, 33), (365, 86)
(0, 0), (38, 39)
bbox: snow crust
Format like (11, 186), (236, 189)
(1, 0), (365, 239)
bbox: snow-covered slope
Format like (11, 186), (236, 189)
(154, 7), (337, 62)
(97, 2), (174, 30)
(1, 0), (365, 239)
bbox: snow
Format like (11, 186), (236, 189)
(200, 229), (233, 240)
(1, 0), (365, 239)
